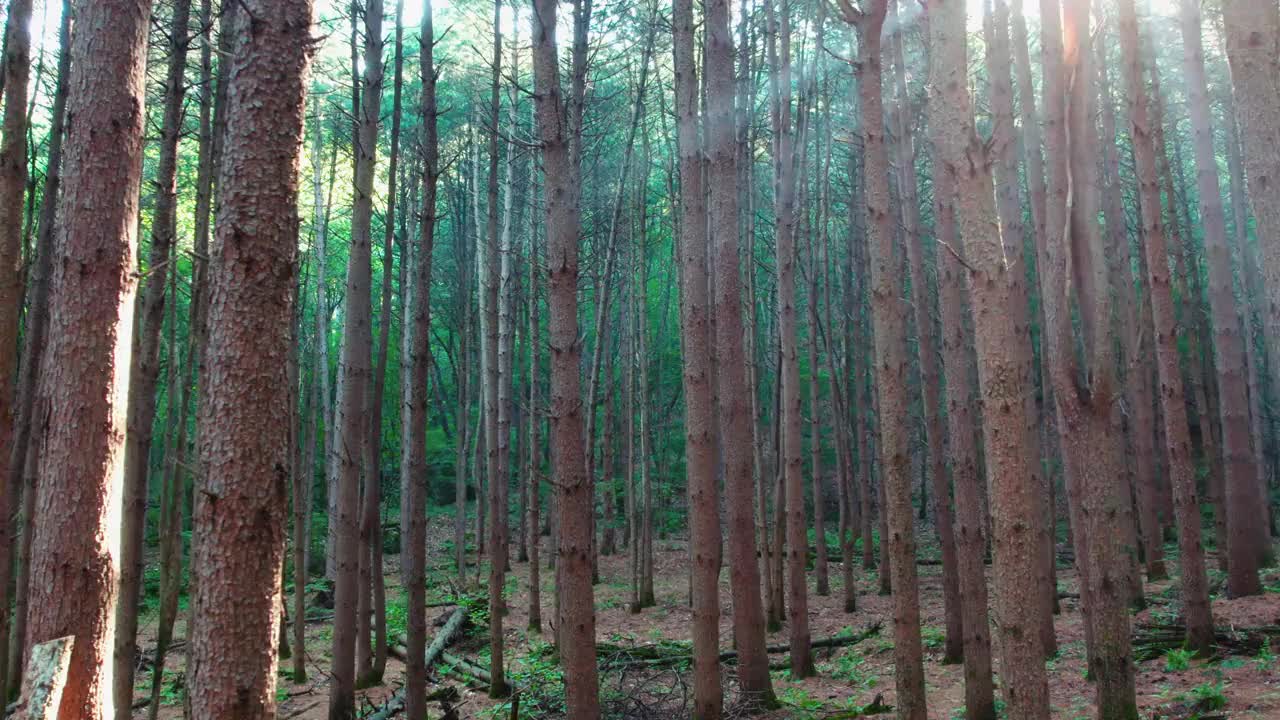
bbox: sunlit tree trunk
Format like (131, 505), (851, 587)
(23, 0), (151, 716)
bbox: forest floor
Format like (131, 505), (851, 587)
(133, 515), (1280, 719)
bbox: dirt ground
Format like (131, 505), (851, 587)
(133, 520), (1280, 719)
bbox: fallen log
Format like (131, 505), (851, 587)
(10, 637), (74, 720)
(441, 650), (492, 684)
(598, 621), (882, 668)
(1132, 622), (1280, 662)
(367, 607), (468, 720)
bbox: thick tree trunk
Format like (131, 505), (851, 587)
(672, 0), (722, 711)
(928, 0), (1050, 714)
(115, 1), (193, 711)
(1221, 0), (1280, 511)
(983, 0), (1060, 655)
(25, 1), (151, 717)
(530, 0), (600, 711)
(1046, 0), (1139, 714)
(1116, 0), (1214, 653)
(187, 5), (313, 718)
(1178, 0), (1264, 596)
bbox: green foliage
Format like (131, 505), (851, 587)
(1164, 647), (1193, 672)
(1255, 637), (1275, 671)
(819, 648), (878, 690)
(1188, 681), (1226, 714)
(921, 626), (946, 650)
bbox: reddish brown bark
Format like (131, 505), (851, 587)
(767, 0), (814, 679)
(24, 1), (151, 717)
(186, 3), (314, 718)
(1178, 0), (1264, 596)
(1010, 0), (1062, 624)
(928, 0), (1049, 714)
(115, 0), (193, 710)
(1115, 0), (1214, 653)
(1046, 0), (1139, 714)
(836, 0), (924, 714)
(890, 0), (960, 663)
(673, 0), (721, 709)
(530, 0), (600, 711)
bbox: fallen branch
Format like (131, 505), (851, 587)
(599, 622), (882, 668)
(1132, 622), (1280, 662)
(367, 608), (468, 720)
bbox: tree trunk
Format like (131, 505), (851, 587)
(1010, 0), (1062, 622)
(890, 0), (960, 661)
(527, 186), (543, 633)
(933, 170), (996, 719)
(187, 3), (313, 716)
(1097, 46), (1161, 594)
(928, 0), (1048, 713)
(5, 0), (69, 693)
(331, 0), (381, 712)
(1220, 1), (1280, 516)
(401, 1), (437, 711)
(115, 0), (193, 711)
(483, 0), (509, 697)
(25, 0), (151, 716)
(530, 0), (601, 711)
(673, 0), (723, 711)
(1116, 0), (1214, 653)
(1044, 0), (1139, 713)
(1178, 0), (1264, 596)
(0, 0), (34, 698)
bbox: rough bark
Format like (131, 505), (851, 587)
(24, 1), (151, 717)
(1221, 0), (1280, 505)
(1115, 0), (1215, 653)
(835, 0), (924, 714)
(928, 0), (1051, 715)
(933, 169), (996, 719)
(1178, 0), (1264, 596)
(530, 0), (600, 711)
(673, 0), (722, 711)
(5, 0), (69, 692)
(186, 4), (313, 718)
(1047, 0), (1139, 714)
(1011, 0), (1063, 622)
(115, 0), (193, 711)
